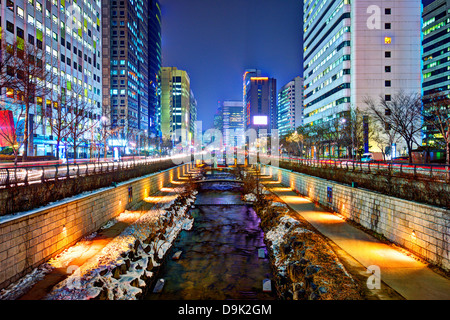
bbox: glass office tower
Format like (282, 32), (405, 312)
(158, 67), (194, 147)
(148, 0), (162, 139)
(422, 0), (450, 147)
(0, 0), (103, 158)
(303, 0), (421, 157)
(102, 0), (161, 154)
(277, 76), (303, 137)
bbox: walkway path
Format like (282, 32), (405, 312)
(262, 179), (450, 300)
(15, 182), (191, 300)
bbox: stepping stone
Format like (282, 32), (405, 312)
(258, 248), (266, 258)
(263, 279), (272, 292)
(153, 279), (165, 293)
(172, 251), (182, 260)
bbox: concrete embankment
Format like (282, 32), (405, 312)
(244, 181), (364, 300)
(258, 164), (450, 272)
(0, 163), (195, 293)
(256, 165), (450, 300)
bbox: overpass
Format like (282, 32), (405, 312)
(192, 179), (243, 184)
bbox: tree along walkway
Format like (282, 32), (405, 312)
(262, 180), (450, 300)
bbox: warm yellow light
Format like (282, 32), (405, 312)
(271, 187), (293, 192)
(251, 77), (269, 81)
(384, 37), (392, 44)
(145, 195), (178, 204)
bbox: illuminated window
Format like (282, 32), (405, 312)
(6, 88), (14, 99)
(385, 37), (392, 44)
(17, 7), (24, 19)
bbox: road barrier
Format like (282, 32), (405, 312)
(263, 156), (450, 182)
(0, 156), (187, 188)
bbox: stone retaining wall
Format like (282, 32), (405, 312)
(259, 165), (450, 272)
(0, 164), (193, 290)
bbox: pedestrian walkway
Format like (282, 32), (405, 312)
(16, 184), (185, 300)
(262, 180), (450, 300)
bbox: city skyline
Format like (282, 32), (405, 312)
(159, 0), (433, 130)
(159, 0), (302, 129)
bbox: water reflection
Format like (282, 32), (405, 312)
(146, 181), (275, 300)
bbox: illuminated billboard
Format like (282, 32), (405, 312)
(0, 110), (16, 147)
(253, 116), (268, 126)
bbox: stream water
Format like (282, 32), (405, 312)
(145, 170), (275, 300)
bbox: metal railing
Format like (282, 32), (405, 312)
(260, 155), (450, 182)
(0, 155), (187, 188)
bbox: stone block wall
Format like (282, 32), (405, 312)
(0, 164), (193, 290)
(260, 165), (450, 272)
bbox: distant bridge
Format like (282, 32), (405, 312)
(192, 179), (244, 184)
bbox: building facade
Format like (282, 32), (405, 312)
(277, 76), (303, 137)
(148, 0), (162, 139)
(189, 89), (197, 142)
(243, 70), (277, 134)
(158, 67), (194, 148)
(0, 0), (103, 158)
(303, 0), (421, 157)
(102, 0), (161, 155)
(422, 0), (450, 147)
(221, 100), (244, 148)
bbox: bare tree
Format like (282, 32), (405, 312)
(0, 104), (24, 165)
(341, 108), (365, 160)
(0, 40), (21, 164)
(340, 107), (384, 160)
(364, 92), (423, 163)
(296, 125), (320, 160)
(6, 41), (56, 160)
(0, 38), (18, 90)
(96, 117), (123, 161)
(45, 91), (73, 160)
(66, 85), (100, 161)
(279, 131), (301, 156)
(423, 92), (450, 165)
(370, 119), (401, 162)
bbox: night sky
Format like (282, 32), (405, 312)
(159, 0), (434, 130)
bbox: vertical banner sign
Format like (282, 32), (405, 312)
(0, 110), (16, 147)
(128, 186), (133, 204)
(327, 186), (333, 204)
(363, 115), (369, 154)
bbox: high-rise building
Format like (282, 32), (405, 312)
(0, 0), (103, 158)
(213, 103), (223, 131)
(158, 67), (193, 146)
(277, 76), (304, 137)
(303, 0), (421, 157)
(242, 69), (260, 130)
(243, 70), (277, 134)
(102, 0), (160, 153)
(221, 100), (244, 147)
(189, 89), (197, 142)
(148, 0), (162, 139)
(422, 0), (450, 146)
